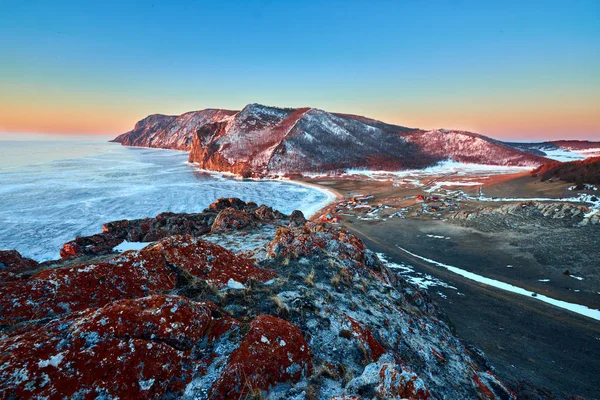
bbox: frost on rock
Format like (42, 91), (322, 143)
(0, 198), (516, 399)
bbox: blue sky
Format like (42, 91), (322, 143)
(0, 0), (598, 139)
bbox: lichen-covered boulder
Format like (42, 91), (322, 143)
(0, 249), (38, 272)
(211, 207), (258, 232)
(268, 222), (367, 265)
(0, 235), (274, 325)
(0, 295), (213, 399)
(254, 204), (287, 221)
(0, 249), (176, 325)
(207, 197), (255, 212)
(289, 209), (307, 227)
(209, 315), (313, 398)
(346, 354), (430, 399)
(143, 235), (277, 288)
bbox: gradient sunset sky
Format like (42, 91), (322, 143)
(1, 0), (598, 141)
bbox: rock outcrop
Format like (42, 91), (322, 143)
(1, 199), (516, 399)
(0, 250), (38, 273)
(450, 201), (600, 229)
(113, 104), (549, 177)
(59, 198), (290, 259)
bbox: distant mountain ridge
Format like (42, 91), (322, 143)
(506, 141), (600, 161)
(112, 103), (560, 177)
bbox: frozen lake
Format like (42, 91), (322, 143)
(0, 134), (334, 261)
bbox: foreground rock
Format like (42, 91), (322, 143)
(59, 197), (283, 259)
(0, 250), (39, 281)
(1, 199), (515, 399)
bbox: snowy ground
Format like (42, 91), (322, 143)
(396, 246), (600, 321)
(539, 147), (600, 162)
(0, 139), (333, 261)
(303, 160), (532, 180)
(377, 252), (457, 292)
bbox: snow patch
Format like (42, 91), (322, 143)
(377, 252), (456, 291)
(426, 234), (450, 240)
(113, 241), (152, 252)
(226, 279), (245, 289)
(396, 246), (600, 321)
(38, 353), (64, 368)
(540, 148), (586, 162)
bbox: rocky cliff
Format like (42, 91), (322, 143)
(111, 109), (237, 150)
(532, 156), (600, 185)
(1, 199), (515, 399)
(112, 104), (549, 177)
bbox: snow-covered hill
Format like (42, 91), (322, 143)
(405, 129), (545, 167)
(113, 104), (550, 176)
(111, 109), (237, 150)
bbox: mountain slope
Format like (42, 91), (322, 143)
(188, 104), (439, 176)
(113, 104), (550, 176)
(111, 109), (237, 150)
(405, 129), (546, 167)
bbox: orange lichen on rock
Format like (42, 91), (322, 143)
(268, 225), (327, 259)
(0, 251), (175, 325)
(345, 316), (386, 363)
(209, 315), (313, 398)
(347, 356), (431, 399)
(0, 295), (213, 399)
(0, 235), (274, 325)
(143, 235), (276, 288)
(472, 374), (497, 399)
(378, 363), (431, 400)
(267, 222), (367, 262)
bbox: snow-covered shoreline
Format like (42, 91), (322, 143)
(190, 165), (340, 218)
(302, 160), (533, 180)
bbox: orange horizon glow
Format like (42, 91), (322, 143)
(2, 101), (599, 142)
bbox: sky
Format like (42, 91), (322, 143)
(0, 0), (599, 141)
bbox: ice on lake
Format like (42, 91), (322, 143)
(0, 136), (334, 261)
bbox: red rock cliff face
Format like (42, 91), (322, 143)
(188, 104), (439, 177)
